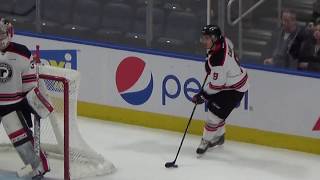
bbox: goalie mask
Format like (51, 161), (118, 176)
(0, 18), (13, 50)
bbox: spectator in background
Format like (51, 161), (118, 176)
(298, 23), (320, 72)
(305, 0), (320, 33)
(263, 9), (305, 69)
(311, 0), (320, 25)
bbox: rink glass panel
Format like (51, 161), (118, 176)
(1, 0), (313, 68)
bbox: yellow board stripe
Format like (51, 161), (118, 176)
(78, 101), (320, 155)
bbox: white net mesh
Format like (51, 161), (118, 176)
(0, 65), (115, 179)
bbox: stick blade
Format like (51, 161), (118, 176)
(165, 162), (178, 168)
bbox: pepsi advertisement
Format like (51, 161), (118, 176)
(115, 56), (249, 113)
(116, 57), (153, 105)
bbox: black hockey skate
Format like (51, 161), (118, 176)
(196, 134), (225, 155)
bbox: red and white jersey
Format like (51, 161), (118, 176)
(0, 42), (37, 105)
(204, 37), (248, 95)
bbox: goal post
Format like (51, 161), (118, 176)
(38, 65), (115, 179)
(0, 65), (115, 179)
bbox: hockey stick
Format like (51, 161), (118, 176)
(34, 45), (41, 159)
(165, 73), (209, 168)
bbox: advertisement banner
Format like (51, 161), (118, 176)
(14, 34), (320, 140)
(36, 50), (78, 70)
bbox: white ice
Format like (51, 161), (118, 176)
(0, 116), (320, 180)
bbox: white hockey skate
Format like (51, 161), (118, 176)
(196, 134), (225, 155)
(17, 159), (50, 180)
(31, 164), (50, 180)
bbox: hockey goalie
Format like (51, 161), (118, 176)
(0, 18), (51, 179)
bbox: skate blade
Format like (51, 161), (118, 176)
(196, 144), (224, 158)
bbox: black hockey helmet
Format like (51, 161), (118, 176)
(201, 24), (222, 40)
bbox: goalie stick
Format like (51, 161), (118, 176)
(18, 45), (42, 178)
(34, 45), (41, 162)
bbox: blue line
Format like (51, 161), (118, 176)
(15, 31), (320, 79)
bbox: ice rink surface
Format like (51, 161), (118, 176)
(0, 116), (320, 180)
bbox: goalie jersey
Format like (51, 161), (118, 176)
(204, 37), (249, 95)
(0, 42), (37, 105)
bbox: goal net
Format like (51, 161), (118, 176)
(0, 65), (115, 179)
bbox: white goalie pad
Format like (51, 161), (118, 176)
(26, 87), (54, 119)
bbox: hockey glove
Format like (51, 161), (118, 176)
(192, 92), (205, 104)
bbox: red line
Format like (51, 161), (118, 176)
(8, 129), (26, 139)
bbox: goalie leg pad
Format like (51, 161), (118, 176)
(1, 111), (49, 174)
(2, 111), (39, 168)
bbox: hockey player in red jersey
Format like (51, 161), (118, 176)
(192, 25), (249, 154)
(0, 18), (51, 179)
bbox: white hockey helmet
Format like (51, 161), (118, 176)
(0, 17), (13, 50)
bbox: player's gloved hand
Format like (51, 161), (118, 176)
(192, 92), (205, 104)
(205, 60), (211, 74)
